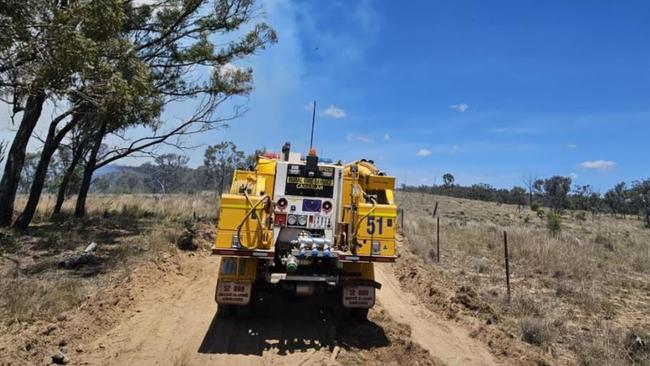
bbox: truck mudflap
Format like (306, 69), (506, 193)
(342, 285), (376, 308)
(216, 281), (252, 305)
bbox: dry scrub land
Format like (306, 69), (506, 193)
(0, 193), (648, 365)
(0, 194), (435, 366)
(398, 191), (650, 365)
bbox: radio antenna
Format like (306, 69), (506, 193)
(309, 100), (316, 149)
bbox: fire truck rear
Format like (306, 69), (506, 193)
(213, 143), (398, 319)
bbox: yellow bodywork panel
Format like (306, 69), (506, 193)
(363, 175), (395, 191)
(342, 262), (375, 280)
(216, 194), (272, 250)
(218, 257), (257, 282)
(341, 202), (397, 257)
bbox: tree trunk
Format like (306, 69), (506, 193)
(0, 91), (46, 227)
(14, 116), (77, 229)
(52, 140), (85, 217)
(74, 121), (106, 217)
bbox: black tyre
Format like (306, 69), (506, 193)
(217, 304), (234, 318)
(350, 308), (369, 321)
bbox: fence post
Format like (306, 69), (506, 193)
(503, 231), (511, 303)
(399, 208), (404, 229)
(432, 201), (439, 217)
(436, 216), (440, 263)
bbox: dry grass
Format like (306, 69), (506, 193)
(13, 192), (219, 224)
(397, 191), (650, 364)
(0, 193), (218, 329)
(0, 276), (88, 325)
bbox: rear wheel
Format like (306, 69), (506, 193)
(217, 304), (234, 318)
(350, 308), (369, 321)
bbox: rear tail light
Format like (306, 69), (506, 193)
(277, 198), (288, 210)
(274, 214), (287, 227)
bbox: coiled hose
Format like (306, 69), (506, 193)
(236, 192), (271, 249)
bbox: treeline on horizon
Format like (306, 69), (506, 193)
(400, 173), (650, 227)
(91, 142), (262, 195)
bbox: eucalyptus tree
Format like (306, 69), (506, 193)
(13, 0), (162, 229)
(204, 141), (245, 193)
(0, 0), (82, 225)
(72, 0), (277, 217)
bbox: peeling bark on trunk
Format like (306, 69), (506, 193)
(0, 91), (46, 227)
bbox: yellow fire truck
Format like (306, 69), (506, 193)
(213, 143), (398, 319)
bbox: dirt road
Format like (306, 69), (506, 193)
(70, 253), (497, 366)
(375, 267), (496, 366)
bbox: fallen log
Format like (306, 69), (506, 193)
(59, 242), (101, 269)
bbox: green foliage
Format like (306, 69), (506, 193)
(543, 176), (572, 212)
(546, 211), (562, 236)
(443, 173), (455, 186)
(530, 202), (540, 212)
(91, 142), (260, 194)
(204, 142), (246, 193)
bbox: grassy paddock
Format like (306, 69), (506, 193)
(13, 192), (220, 224)
(0, 193), (220, 328)
(397, 191), (650, 365)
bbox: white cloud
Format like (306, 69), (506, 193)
(383, 133), (390, 140)
(450, 103), (469, 112)
(416, 148), (432, 157)
(420, 178), (428, 183)
(346, 133), (372, 143)
(216, 63), (245, 82)
(566, 144), (578, 149)
(354, 0), (383, 33)
(322, 105), (346, 119)
(579, 160), (617, 171)
(450, 144), (460, 155)
(569, 172), (579, 179)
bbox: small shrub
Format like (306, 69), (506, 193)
(537, 209), (545, 220)
(594, 233), (615, 251)
(519, 317), (555, 346)
(530, 202), (540, 212)
(546, 211), (561, 236)
(575, 211), (587, 221)
(624, 328), (650, 364)
(523, 216), (530, 223)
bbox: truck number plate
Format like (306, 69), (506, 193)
(343, 286), (375, 308)
(216, 281), (251, 305)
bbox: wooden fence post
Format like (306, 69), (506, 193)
(503, 231), (511, 303)
(432, 201), (439, 217)
(436, 216), (440, 262)
(399, 208), (404, 229)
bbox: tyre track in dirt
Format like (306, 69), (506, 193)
(73, 253), (497, 366)
(79, 255), (322, 366)
(375, 265), (498, 366)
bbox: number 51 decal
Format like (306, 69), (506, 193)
(366, 216), (383, 235)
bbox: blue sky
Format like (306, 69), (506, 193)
(200, 0), (650, 192)
(2, 0), (649, 191)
